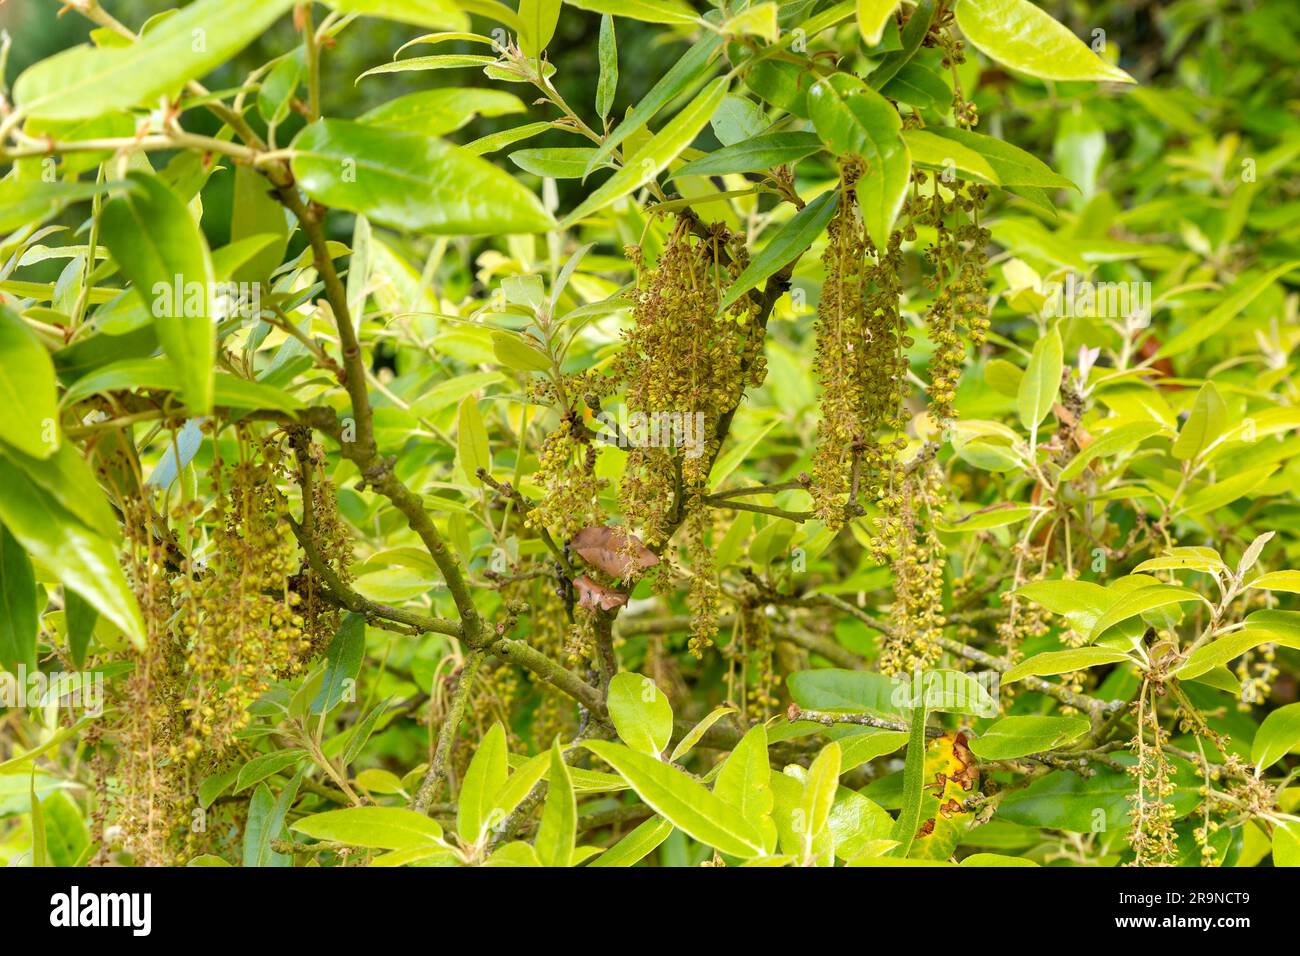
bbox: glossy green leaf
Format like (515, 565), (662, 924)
(0, 306), (59, 459)
(857, 0), (901, 45)
(673, 132), (823, 179)
(1002, 647), (1133, 684)
(14, 0), (298, 120)
(584, 740), (766, 858)
(607, 672), (674, 756)
(457, 395), (491, 481)
(968, 716), (1090, 760)
(535, 738), (576, 866)
(0, 524), (38, 674)
(292, 119), (554, 235)
(588, 816), (673, 867)
(1016, 323), (1062, 433)
(292, 806), (446, 850)
(902, 128), (1000, 186)
(1252, 702), (1300, 772)
(1171, 382), (1228, 461)
(718, 188), (838, 312)
(458, 722), (509, 844)
(954, 0), (1134, 83)
(312, 613), (366, 714)
(519, 0), (563, 58)
(359, 88), (526, 135)
(596, 14), (618, 120)
(562, 76), (728, 228)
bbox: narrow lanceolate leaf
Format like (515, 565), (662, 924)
(311, 613), (366, 715)
(968, 716), (1090, 760)
(519, 0), (563, 58)
(1170, 382), (1227, 462)
(100, 173), (216, 415)
(588, 816), (673, 867)
(584, 33), (724, 176)
(718, 188), (839, 312)
(457, 395), (491, 482)
(0, 524), (38, 674)
(1252, 702), (1300, 773)
(922, 127), (1077, 190)
(1002, 647), (1133, 684)
(869, 0), (935, 89)
(596, 15), (618, 121)
(902, 128), (1000, 186)
(565, 0), (699, 25)
(890, 702), (928, 857)
(535, 739), (576, 867)
(292, 119), (554, 235)
(713, 725), (776, 851)
(0, 306), (59, 459)
(359, 89), (526, 136)
(0, 456), (145, 649)
(1058, 420), (1167, 481)
(1016, 324), (1062, 434)
(1248, 571), (1300, 594)
(801, 742), (842, 845)
(560, 76), (728, 229)
(583, 740), (766, 858)
(324, 0), (473, 30)
(672, 132), (824, 179)
(458, 722), (509, 845)
(954, 0), (1134, 83)
(1088, 585), (1209, 641)
(13, 0), (298, 120)
(808, 74), (909, 249)
(857, 0), (901, 45)
(1175, 624), (1300, 681)
(1157, 261), (1300, 358)
(0, 180), (114, 233)
(292, 806), (446, 850)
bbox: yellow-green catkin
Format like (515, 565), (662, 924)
(811, 164), (909, 530)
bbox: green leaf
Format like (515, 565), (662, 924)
(596, 14), (618, 121)
(839, 730), (909, 772)
(902, 128), (1000, 186)
(1016, 579), (1111, 634)
(292, 806), (446, 850)
(213, 374), (304, 414)
(1058, 420), (1167, 481)
(561, 76), (729, 228)
(235, 750), (308, 793)
(998, 762), (1202, 832)
(713, 724), (775, 851)
(0, 455), (144, 649)
(492, 330), (553, 372)
(458, 722), (509, 845)
(857, 0), (901, 45)
(1171, 382), (1228, 461)
(519, 0), (563, 58)
(324, 0), (475, 29)
(1087, 584), (1209, 642)
(723, 2), (779, 42)
(311, 613), (366, 715)
(607, 672), (674, 756)
(1175, 624), (1300, 681)
(99, 172), (216, 415)
(565, 0), (699, 25)
(968, 716), (1090, 760)
(1002, 647), (1133, 684)
(787, 667), (906, 717)
(64, 589), (97, 669)
(510, 147), (607, 178)
(1252, 702), (1300, 773)
(0, 524), (37, 674)
(868, 0), (934, 89)
(1157, 260), (1300, 358)
(669, 705), (737, 762)
(1248, 571), (1300, 593)
(808, 74), (908, 248)
(535, 738), (576, 866)
(359, 88), (526, 136)
(457, 395), (491, 482)
(243, 777), (299, 868)
(583, 740), (765, 858)
(588, 816), (673, 866)
(718, 188), (839, 312)
(292, 119), (554, 235)
(14, 0), (299, 120)
(0, 180), (114, 234)
(1016, 323), (1062, 433)
(672, 132), (824, 179)
(934, 504), (1035, 533)
(801, 741), (842, 846)
(922, 127), (1076, 190)
(583, 33), (724, 176)
(1274, 820), (1300, 867)
(954, 0), (1134, 83)
(890, 702), (928, 857)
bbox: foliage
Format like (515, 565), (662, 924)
(1, 0), (1299, 870)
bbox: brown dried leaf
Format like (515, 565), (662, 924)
(570, 526), (659, 580)
(574, 575), (628, 611)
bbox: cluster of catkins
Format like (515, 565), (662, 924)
(107, 429), (334, 863)
(810, 161), (910, 530)
(612, 220), (767, 654)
